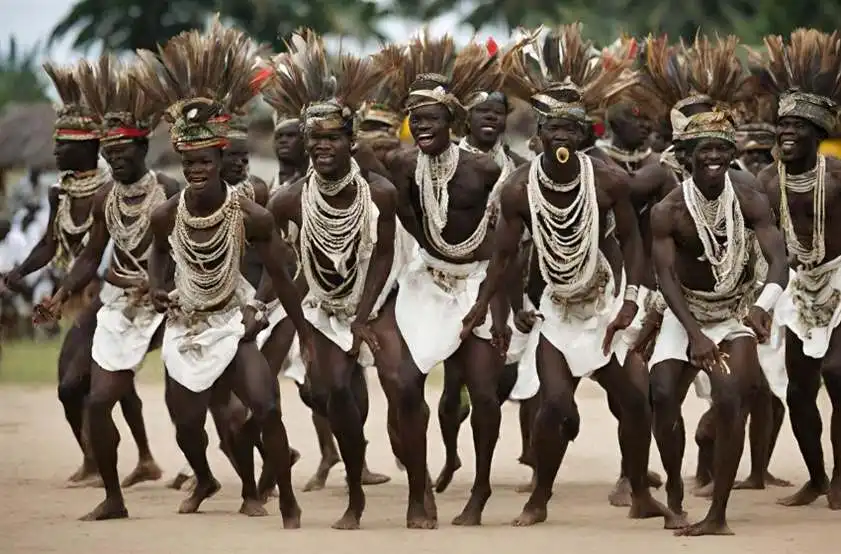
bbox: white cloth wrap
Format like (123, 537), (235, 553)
(162, 279), (253, 393)
(518, 267), (628, 381)
(776, 255), (841, 359)
(255, 299), (286, 350)
(253, 298), (306, 385)
(91, 282), (165, 372)
(395, 248), (492, 374)
(507, 295), (539, 400)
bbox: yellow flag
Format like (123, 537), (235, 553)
(399, 116), (413, 143)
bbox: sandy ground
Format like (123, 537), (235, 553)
(1, 376), (839, 554)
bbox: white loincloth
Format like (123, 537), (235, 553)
(395, 249), (494, 374)
(162, 280), (253, 393)
(650, 307), (756, 400)
(255, 299), (286, 350)
(91, 283), (165, 372)
(518, 268), (628, 381)
(776, 256), (841, 359)
(508, 296), (539, 401)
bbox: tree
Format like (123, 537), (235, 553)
(49, 0), (395, 54)
(0, 37), (49, 112)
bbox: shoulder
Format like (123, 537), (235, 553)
(241, 196), (275, 239)
(151, 192), (179, 230)
(460, 148), (500, 177)
(591, 156), (629, 196)
(756, 163), (779, 186)
(155, 172), (183, 198)
(500, 164), (530, 208)
(651, 187), (684, 228)
(385, 146), (417, 173)
(367, 172), (398, 205)
(267, 175), (304, 215)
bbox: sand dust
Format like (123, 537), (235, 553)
(1, 376), (838, 553)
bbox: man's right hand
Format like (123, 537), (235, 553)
(688, 332), (724, 373)
(460, 300), (489, 340)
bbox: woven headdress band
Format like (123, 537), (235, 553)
(778, 90), (837, 133)
(680, 110), (736, 145)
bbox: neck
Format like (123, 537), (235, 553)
(278, 156), (306, 179)
(610, 134), (640, 153)
(117, 163), (149, 185)
(185, 180), (226, 217)
(695, 175), (726, 200)
(64, 158), (99, 174)
(467, 133), (496, 152)
(540, 152), (581, 184)
(785, 149), (819, 175)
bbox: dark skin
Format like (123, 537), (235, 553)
(740, 148), (774, 176)
(388, 102), (514, 527)
(757, 115), (841, 510)
(649, 137), (789, 536)
(0, 139), (114, 485)
(148, 145), (310, 529)
(461, 114), (676, 527)
(434, 97), (531, 494)
(266, 126), (435, 530)
(37, 139), (180, 520)
(602, 106), (657, 173)
(357, 120), (402, 168)
(273, 122), (308, 187)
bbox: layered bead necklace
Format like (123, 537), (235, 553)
(104, 171), (166, 281)
(778, 155), (826, 268)
(170, 186), (244, 312)
(526, 152), (601, 298)
(416, 142), (489, 259)
(54, 169), (109, 266)
(682, 173), (748, 294)
(299, 158), (373, 314)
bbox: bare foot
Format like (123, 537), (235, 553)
(121, 460), (163, 488)
(828, 480), (841, 510)
(608, 477), (632, 507)
(765, 472), (793, 487)
(165, 472), (191, 491)
(693, 482), (714, 498)
(303, 455), (339, 492)
(777, 481), (828, 507)
(79, 497), (129, 521)
(67, 473), (104, 489)
(67, 461), (98, 483)
(407, 500), (437, 529)
(239, 498), (269, 517)
(647, 470), (664, 489)
(280, 503), (302, 529)
(433, 456), (461, 493)
(674, 518), (734, 536)
(628, 494), (686, 529)
(183, 476), (197, 493)
(361, 467), (391, 486)
(331, 509), (362, 530)
(733, 474), (765, 490)
(512, 505), (547, 527)
(177, 478), (221, 513)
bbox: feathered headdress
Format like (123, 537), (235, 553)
(264, 29), (390, 135)
(132, 16), (271, 152)
(752, 28), (841, 133)
(502, 23), (635, 125)
(357, 43), (407, 139)
(452, 39), (505, 111)
(392, 30), (461, 115)
(731, 65), (777, 152)
(43, 61), (101, 141)
(76, 55), (166, 147)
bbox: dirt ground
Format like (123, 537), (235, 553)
(1, 376), (839, 553)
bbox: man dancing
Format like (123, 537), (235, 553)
(1, 60), (157, 488)
(647, 110), (789, 535)
(756, 29), (841, 509)
(461, 24), (675, 528)
(35, 56), (181, 520)
(135, 21), (311, 528)
(262, 30), (434, 529)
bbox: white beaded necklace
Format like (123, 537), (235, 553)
(300, 158), (373, 313)
(105, 171), (165, 281)
(526, 152), (601, 297)
(416, 142), (489, 259)
(779, 155), (826, 267)
(682, 173), (748, 293)
(170, 186), (244, 312)
(53, 169), (110, 265)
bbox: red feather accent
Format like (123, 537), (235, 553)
(486, 37), (499, 57)
(593, 121), (606, 137)
(249, 67), (274, 93)
(628, 39), (638, 59)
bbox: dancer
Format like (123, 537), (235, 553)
(259, 29), (434, 529)
(755, 29), (841, 509)
(135, 21), (310, 527)
(1, 60), (155, 488)
(461, 23), (676, 528)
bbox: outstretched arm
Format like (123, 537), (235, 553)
(5, 188), (60, 286)
(610, 175), (644, 288)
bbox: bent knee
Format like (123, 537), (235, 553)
(58, 379), (88, 405)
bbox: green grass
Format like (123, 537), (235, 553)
(0, 328), (164, 385)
